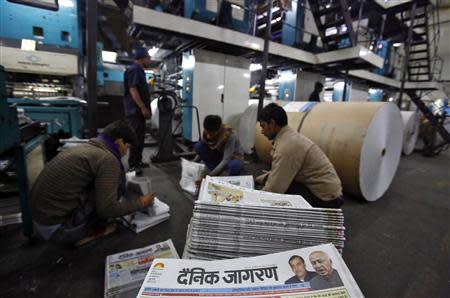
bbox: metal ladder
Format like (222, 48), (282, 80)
(308, 0), (356, 51)
(398, 1), (449, 154)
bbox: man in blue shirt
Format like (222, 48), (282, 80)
(124, 47), (152, 169)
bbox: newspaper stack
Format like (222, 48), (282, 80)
(183, 176), (345, 260)
(121, 172), (170, 233)
(0, 197), (22, 227)
(105, 239), (179, 298)
(137, 243), (363, 298)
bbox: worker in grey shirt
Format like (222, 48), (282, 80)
(194, 115), (243, 176)
(309, 250), (344, 290)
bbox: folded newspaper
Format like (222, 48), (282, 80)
(209, 175), (255, 189)
(179, 158), (254, 195)
(137, 243), (363, 298)
(104, 239), (179, 298)
(121, 198), (170, 233)
(121, 172), (170, 233)
(179, 158), (207, 195)
(183, 177), (344, 260)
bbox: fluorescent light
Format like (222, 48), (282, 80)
(243, 73), (251, 79)
(59, 0), (74, 8)
(102, 51), (117, 63)
(249, 63), (262, 72)
(21, 39), (36, 51)
(182, 55), (195, 69)
(279, 72), (296, 82)
(393, 42), (403, 47)
(217, 85), (225, 90)
(148, 47), (159, 57)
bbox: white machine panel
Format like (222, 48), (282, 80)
(0, 46), (78, 76)
(187, 49), (250, 141)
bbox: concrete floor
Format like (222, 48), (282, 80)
(0, 149), (449, 298)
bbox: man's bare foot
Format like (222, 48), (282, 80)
(75, 223), (117, 247)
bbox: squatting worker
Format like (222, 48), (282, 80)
(255, 103), (343, 208)
(194, 115), (243, 176)
(30, 120), (155, 246)
(124, 46), (152, 169)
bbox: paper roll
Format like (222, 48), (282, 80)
(255, 102), (404, 202)
(401, 111), (420, 155)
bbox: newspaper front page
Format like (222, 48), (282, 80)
(104, 239), (179, 298)
(208, 175), (255, 189)
(137, 243), (363, 298)
(199, 176), (311, 208)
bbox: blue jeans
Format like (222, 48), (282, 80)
(194, 142), (242, 175)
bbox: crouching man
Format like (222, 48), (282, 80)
(255, 104), (344, 208)
(194, 115), (243, 176)
(30, 120), (155, 246)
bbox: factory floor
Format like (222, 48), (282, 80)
(0, 148), (449, 298)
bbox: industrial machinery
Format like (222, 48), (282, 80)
(0, 65), (48, 236)
(254, 0), (307, 48)
(181, 49), (250, 142)
(184, 0), (250, 33)
(0, 0), (84, 136)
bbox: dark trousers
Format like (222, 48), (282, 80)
(286, 181), (344, 208)
(127, 114), (146, 167)
(194, 141), (242, 175)
(50, 193), (105, 245)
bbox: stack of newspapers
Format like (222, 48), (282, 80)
(104, 239), (179, 298)
(121, 172), (170, 233)
(137, 243), (363, 297)
(183, 176), (345, 260)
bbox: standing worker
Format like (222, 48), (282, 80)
(124, 47), (152, 169)
(308, 82), (323, 102)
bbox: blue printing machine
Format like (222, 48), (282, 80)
(7, 98), (83, 137)
(184, 0), (250, 33)
(0, 0), (81, 50)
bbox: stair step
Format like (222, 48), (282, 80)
(319, 19), (345, 30)
(317, 5), (341, 16)
(411, 40), (428, 46)
(409, 57), (429, 61)
(408, 64), (429, 68)
(409, 71), (430, 75)
(408, 79), (431, 82)
(410, 49), (428, 54)
(413, 23), (426, 28)
(322, 33), (349, 42)
(403, 13), (427, 22)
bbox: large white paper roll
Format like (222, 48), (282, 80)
(238, 100), (275, 154)
(255, 102), (404, 202)
(401, 111), (420, 155)
(238, 104), (259, 154)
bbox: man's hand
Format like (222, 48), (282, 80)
(139, 192), (156, 208)
(255, 172), (269, 185)
(141, 106), (151, 119)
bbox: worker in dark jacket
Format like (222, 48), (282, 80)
(308, 82), (323, 102)
(124, 47), (152, 169)
(30, 120), (155, 246)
